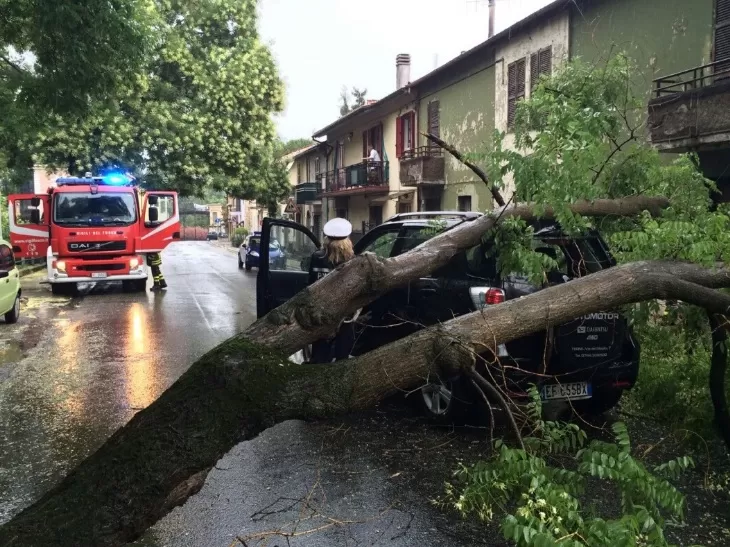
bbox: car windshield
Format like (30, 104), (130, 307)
(54, 193), (137, 226)
(248, 238), (280, 252)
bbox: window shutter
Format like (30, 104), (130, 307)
(530, 53), (539, 91)
(538, 46), (552, 77)
(362, 131), (368, 159)
(508, 61), (517, 128)
(409, 111), (416, 152)
(716, 0), (730, 78)
(507, 59), (525, 128)
(428, 100), (440, 138)
(516, 58), (526, 96)
(396, 116), (403, 158)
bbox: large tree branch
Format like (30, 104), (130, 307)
(3, 259), (730, 546)
(0, 54), (25, 75)
(421, 132), (506, 207)
(245, 195), (670, 353)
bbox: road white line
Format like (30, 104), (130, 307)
(189, 285), (214, 332)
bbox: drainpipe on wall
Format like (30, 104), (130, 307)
(488, 0), (495, 39)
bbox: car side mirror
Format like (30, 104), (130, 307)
(30, 197), (40, 207)
(30, 210), (41, 224)
(148, 207), (159, 223)
(148, 195), (159, 206)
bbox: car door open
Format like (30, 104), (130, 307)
(256, 218), (320, 319)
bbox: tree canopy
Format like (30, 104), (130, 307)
(339, 86), (367, 117)
(0, 0), (289, 202)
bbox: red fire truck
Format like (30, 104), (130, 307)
(8, 172), (180, 295)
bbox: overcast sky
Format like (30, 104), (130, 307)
(258, 0), (553, 140)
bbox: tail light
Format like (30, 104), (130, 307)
(469, 287), (508, 357)
(485, 288), (505, 305)
(470, 287), (505, 309)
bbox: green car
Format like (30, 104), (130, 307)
(0, 239), (20, 324)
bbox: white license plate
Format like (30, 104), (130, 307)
(540, 382), (591, 401)
(91, 272), (108, 279)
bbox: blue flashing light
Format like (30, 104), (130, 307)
(101, 172), (130, 186)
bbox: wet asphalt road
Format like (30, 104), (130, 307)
(0, 241), (489, 546)
(0, 241), (257, 525)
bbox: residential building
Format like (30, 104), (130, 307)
(296, 0), (714, 237)
(207, 203), (224, 231)
(643, 0), (729, 199)
(288, 143), (328, 239)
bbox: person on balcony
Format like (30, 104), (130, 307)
(365, 145), (381, 184)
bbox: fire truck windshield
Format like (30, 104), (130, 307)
(54, 193), (137, 227)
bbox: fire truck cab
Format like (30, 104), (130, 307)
(8, 173), (180, 295)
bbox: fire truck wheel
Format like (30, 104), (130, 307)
(4, 294), (20, 324)
(123, 279), (147, 293)
(51, 283), (78, 297)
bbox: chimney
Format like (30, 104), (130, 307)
(396, 53), (411, 89)
(488, 0), (495, 38)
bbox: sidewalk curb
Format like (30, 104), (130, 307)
(19, 265), (46, 278)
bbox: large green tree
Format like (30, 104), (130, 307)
(1, 0), (289, 201)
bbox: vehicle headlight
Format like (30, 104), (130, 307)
(55, 260), (66, 272)
(250, 251), (259, 257)
(129, 258), (140, 269)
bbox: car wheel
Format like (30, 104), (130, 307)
(4, 294), (20, 324)
(418, 376), (472, 423)
(245, 262), (252, 271)
(571, 388), (623, 416)
(238, 256), (244, 269)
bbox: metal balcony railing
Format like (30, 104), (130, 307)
(399, 146), (443, 161)
(321, 161), (389, 195)
(295, 181), (318, 204)
(653, 58), (730, 98)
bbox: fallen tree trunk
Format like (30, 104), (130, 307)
(2, 259), (729, 546)
(245, 195), (670, 354)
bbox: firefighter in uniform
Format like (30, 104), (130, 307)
(308, 218), (356, 362)
(145, 195), (167, 291)
(147, 252), (167, 291)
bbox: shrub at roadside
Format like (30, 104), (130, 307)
(441, 389), (693, 547)
(231, 227), (249, 248)
(624, 303), (716, 439)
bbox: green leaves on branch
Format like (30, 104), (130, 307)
(441, 389), (693, 547)
(2, 0), (288, 202)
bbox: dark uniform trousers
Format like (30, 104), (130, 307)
(308, 250), (355, 362)
(147, 252), (167, 288)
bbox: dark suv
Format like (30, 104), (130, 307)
(256, 213), (640, 420)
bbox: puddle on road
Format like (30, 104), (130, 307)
(0, 340), (23, 364)
(0, 341), (24, 381)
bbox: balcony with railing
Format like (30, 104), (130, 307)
(295, 181), (319, 204)
(320, 161), (389, 197)
(648, 58), (730, 151)
(399, 146), (445, 186)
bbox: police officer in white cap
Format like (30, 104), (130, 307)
(308, 217), (356, 362)
(308, 217), (354, 283)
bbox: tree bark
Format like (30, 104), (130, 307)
(245, 195), (670, 354)
(2, 258), (729, 546)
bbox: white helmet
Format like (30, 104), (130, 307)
(323, 217), (352, 239)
